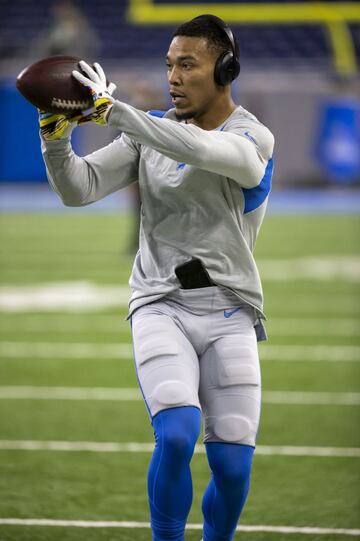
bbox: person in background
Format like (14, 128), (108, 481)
(32, 0), (100, 60)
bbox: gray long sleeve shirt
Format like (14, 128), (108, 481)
(41, 101), (275, 335)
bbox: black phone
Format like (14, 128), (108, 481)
(175, 258), (213, 289)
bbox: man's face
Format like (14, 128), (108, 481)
(166, 36), (219, 121)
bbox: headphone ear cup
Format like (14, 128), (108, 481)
(232, 56), (241, 80)
(214, 51), (240, 86)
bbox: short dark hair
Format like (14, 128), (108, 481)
(173, 14), (239, 60)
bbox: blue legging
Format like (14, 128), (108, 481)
(202, 442), (254, 541)
(148, 406), (254, 541)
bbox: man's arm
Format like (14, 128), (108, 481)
(42, 133), (139, 206)
(71, 60), (273, 189)
(107, 102), (274, 189)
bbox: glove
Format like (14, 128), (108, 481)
(39, 110), (80, 141)
(72, 61), (117, 125)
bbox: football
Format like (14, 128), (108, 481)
(16, 55), (93, 114)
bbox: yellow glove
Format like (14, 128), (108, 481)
(39, 110), (80, 141)
(72, 61), (116, 126)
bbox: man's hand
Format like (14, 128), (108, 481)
(39, 110), (80, 141)
(72, 61), (117, 125)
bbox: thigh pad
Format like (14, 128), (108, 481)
(200, 334), (261, 446)
(132, 309), (201, 417)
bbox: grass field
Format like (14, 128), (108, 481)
(0, 212), (359, 541)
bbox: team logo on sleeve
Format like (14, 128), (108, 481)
(244, 131), (257, 145)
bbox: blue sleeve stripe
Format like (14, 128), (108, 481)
(147, 110), (167, 118)
(242, 158), (274, 214)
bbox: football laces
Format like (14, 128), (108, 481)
(51, 97), (90, 110)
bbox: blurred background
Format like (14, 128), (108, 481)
(0, 1), (359, 540)
(1, 0), (360, 200)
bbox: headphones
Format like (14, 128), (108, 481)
(192, 14), (240, 86)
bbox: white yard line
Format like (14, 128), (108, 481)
(267, 318), (359, 337)
(0, 342), (359, 362)
(258, 256), (360, 282)
(0, 386), (140, 401)
(0, 440), (359, 458)
(0, 386), (359, 405)
(0, 283), (131, 312)
(0, 342), (133, 359)
(0, 518), (359, 536)
(263, 391), (360, 405)
(0, 315), (130, 333)
(0, 274), (359, 313)
(259, 345), (360, 362)
(1, 316), (358, 337)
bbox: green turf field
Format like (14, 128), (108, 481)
(0, 213), (359, 541)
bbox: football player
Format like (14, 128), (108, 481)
(40, 14), (274, 541)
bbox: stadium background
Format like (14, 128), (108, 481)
(0, 1), (359, 540)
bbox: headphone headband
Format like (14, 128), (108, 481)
(191, 14), (240, 85)
(191, 14), (236, 56)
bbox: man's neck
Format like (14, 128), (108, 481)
(188, 98), (237, 131)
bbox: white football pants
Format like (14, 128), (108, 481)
(131, 286), (261, 446)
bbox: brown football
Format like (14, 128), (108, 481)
(16, 55), (93, 114)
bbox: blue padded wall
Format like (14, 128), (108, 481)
(0, 81), (47, 182)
